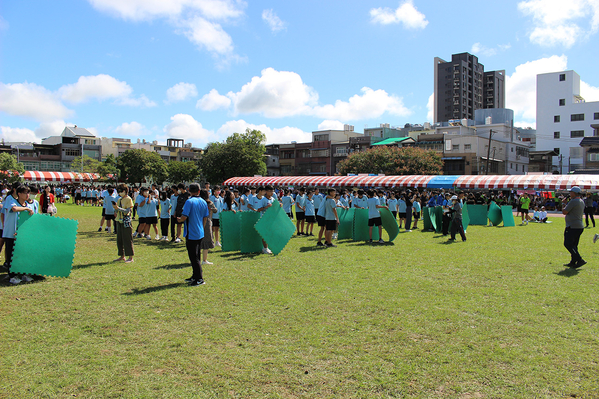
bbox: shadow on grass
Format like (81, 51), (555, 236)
(219, 252), (262, 260)
(77, 231), (117, 239)
(555, 268), (580, 277)
(438, 239), (466, 245)
(72, 261), (112, 270)
(299, 246), (326, 252)
(154, 263), (190, 270)
(122, 282), (188, 295)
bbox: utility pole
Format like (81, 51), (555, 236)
(81, 142), (84, 174)
(485, 129), (494, 175)
(559, 154), (563, 174)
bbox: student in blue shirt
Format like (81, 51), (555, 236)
(315, 191), (328, 246)
(339, 189), (350, 208)
(256, 185), (278, 254)
(367, 189), (388, 244)
(412, 196), (422, 229)
(323, 188), (340, 248)
(178, 183), (209, 286)
(304, 190), (316, 236)
(281, 189), (295, 219)
(133, 187), (149, 238)
(209, 185), (223, 247)
(239, 187), (250, 211)
(169, 185), (178, 242)
(3, 185), (35, 284)
(397, 195), (407, 229)
(295, 187), (306, 235)
(144, 191), (160, 240)
(99, 186), (118, 233)
(312, 188), (323, 214)
(387, 192), (398, 219)
(159, 191), (171, 241)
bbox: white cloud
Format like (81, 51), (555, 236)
(262, 9), (286, 32)
(0, 15), (8, 31)
(581, 80), (599, 101)
(471, 42), (511, 57)
(196, 89), (232, 111)
(518, 0), (599, 47)
(229, 68), (318, 117)
(115, 121), (147, 137)
(0, 82), (73, 122)
(165, 82), (198, 104)
(506, 55), (568, 122)
(164, 114), (214, 146)
(217, 120), (311, 144)
(370, 0), (428, 29)
(59, 74), (155, 107)
(88, 0), (246, 63)
(0, 126), (40, 143)
(426, 92), (434, 122)
(34, 120), (67, 138)
(317, 120), (345, 130)
(311, 87), (411, 120)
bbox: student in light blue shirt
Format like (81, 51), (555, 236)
(169, 185), (179, 241)
(412, 197), (422, 229)
(3, 186), (34, 283)
(159, 191), (171, 241)
(312, 188), (323, 213)
(367, 189), (388, 243)
(178, 183), (209, 286)
(144, 192), (159, 240)
(323, 188), (340, 247)
(339, 190), (350, 208)
(99, 186), (118, 233)
(209, 185), (223, 247)
(134, 187), (149, 238)
(256, 185), (279, 254)
(397, 195), (407, 229)
(294, 187), (307, 235)
(281, 189), (295, 219)
(387, 192), (398, 219)
(304, 190), (316, 235)
(239, 187), (250, 211)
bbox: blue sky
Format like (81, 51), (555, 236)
(1, 0), (599, 147)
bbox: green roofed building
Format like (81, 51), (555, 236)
(370, 137), (416, 147)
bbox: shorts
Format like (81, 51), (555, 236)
(398, 212), (406, 218)
(413, 211), (420, 219)
(213, 218), (220, 227)
(286, 212), (293, 219)
(75, 194), (81, 200)
(305, 215), (316, 223)
(296, 211), (305, 220)
(325, 220), (337, 231)
(317, 215), (326, 227)
(368, 217), (382, 226)
(392, 211), (397, 219)
(522, 208), (529, 214)
(92, 198), (98, 202)
(102, 208), (106, 216)
(138, 217), (148, 224)
(105, 214), (115, 221)
(146, 216), (158, 225)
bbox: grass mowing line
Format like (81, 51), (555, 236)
(1, 203), (598, 398)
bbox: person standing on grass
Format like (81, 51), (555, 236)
(39, 186), (55, 215)
(144, 190), (160, 240)
(281, 189), (295, 219)
(304, 190), (316, 236)
(169, 185), (178, 241)
(412, 196), (421, 230)
(159, 191), (171, 241)
(28, 187), (40, 214)
(239, 187), (250, 212)
(4, 185), (35, 284)
(397, 193), (407, 229)
(520, 193), (532, 225)
(295, 187), (306, 236)
(199, 189), (217, 265)
(209, 185), (223, 247)
(256, 185), (277, 254)
(584, 192), (595, 228)
(315, 190), (328, 246)
(324, 188), (340, 248)
(174, 184), (190, 243)
(113, 184), (134, 263)
(178, 183), (209, 286)
(99, 186), (117, 233)
(387, 192), (398, 219)
(563, 186), (586, 268)
(133, 187), (148, 238)
(448, 195), (467, 242)
(367, 189), (387, 244)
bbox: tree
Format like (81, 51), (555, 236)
(199, 128), (267, 183)
(97, 154), (120, 180)
(70, 154), (102, 173)
(337, 146), (444, 176)
(117, 149), (168, 185)
(0, 153), (25, 184)
(167, 160), (200, 184)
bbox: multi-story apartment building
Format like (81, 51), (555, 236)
(434, 52), (505, 123)
(41, 126), (103, 171)
(535, 70), (599, 173)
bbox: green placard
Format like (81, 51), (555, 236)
(353, 208), (379, 241)
(488, 201), (503, 226)
(501, 206), (516, 227)
(423, 206), (432, 231)
(467, 204), (488, 225)
(380, 208), (399, 242)
(239, 212), (264, 254)
(220, 211), (241, 252)
(254, 201), (295, 255)
(462, 204), (470, 231)
(11, 214), (78, 277)
(435, 206), (443, 233)
(429, 207), (438, 231)
(337, 208), (355, 239)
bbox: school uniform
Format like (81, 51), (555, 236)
(387, 198), (398, 218)
(367, 197), (382, 226)
(170, 194), (178, 238)
(295, 194), (306, 220)
(305, 198), (315, 223)
(281, 195), (294, 218)
(209, 194), (223, 227)
(324, 197), (338, 231)
(160, 199), (171, 237)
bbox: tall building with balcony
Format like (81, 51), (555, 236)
(41, 125), (102, 171)
(434, 52), (505, 123)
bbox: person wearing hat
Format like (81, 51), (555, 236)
(562, 186), (586, 268)
(448, 195), (466, 242)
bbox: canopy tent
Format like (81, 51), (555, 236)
(224, 174), (599, 191)
(371, 137), (414, 146)
(23, 171), (100, 182)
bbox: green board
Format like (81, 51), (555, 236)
(467, 204), (488, 225)
(353, 208), (379, 241)
(220, 211), (241, 252)
(423, 206), (432, 231)
(254, 201), (295, 255)
(488, 202), (503, 226)
(11, 214), (79, 277)
(501, 206), (516, 227)
(428, 207), (438, 231)
(239, 211), (264, 253)
(435, 206), (443, 233)
(337, 208), (355, 239)
(380, 208), (399, 242)
(462, 204), (469, 231)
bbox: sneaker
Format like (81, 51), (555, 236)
(572, 260), (587, 269)
(594, 234), (599, 244)
(98, 227), (102, 232)
(9, 276), (21, 285)
(201, 261), (213, 265)
(369, 239), (373, 243)
(174, 238), (182, 243)
(161, 236), (168, 241)
(105, 227), (109, 232)
(215, 241), (221, 247)
(308, 233), (314, 236)
(155, 235), (160, 240)
(262, 247), (272, 254)
(146, 235), (152, 240)
(325, 243), (337, 248)
(332, 233), (338, 239)
(133, 232), (138, 238)
(316, 241), (324, 246)
(564, 262), (576, 267)
(189, 279), (206, 286)
(125, 258), (134, 263)
(21, 275), (33, 283)
(406, 230), (412, 232)
(185, 276), (195, 282)
(378, 239), (385, 244)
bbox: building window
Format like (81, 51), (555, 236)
(559, 99), (565, 106)
(464, 144), (471, 150)
(570, 147), (583, 158)
(559, 74), (566, 81)
(554, 132), (560, 139)
(594, 112), (599, 120)
(588, 153), (599, 162)
(516, 164), (518, 171)
(452, 144), (459, 151)
(554, 148), (560, 155)
(314, 134), (329, 142)
(554, 115), (561, 123)
(64, 148), (80, 157)
(570, 130), (584, 138)
(571, 114), (585, 122)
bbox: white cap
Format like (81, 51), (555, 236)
(450, 195), (458, 200)
(569, 186), (582, 193)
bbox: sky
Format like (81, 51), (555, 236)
(1, 0), (599, 148)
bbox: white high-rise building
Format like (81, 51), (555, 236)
(536, 70), (599, 174)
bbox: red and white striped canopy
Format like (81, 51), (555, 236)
(23, 171), (100, 182)
(224, 174), (599, 191)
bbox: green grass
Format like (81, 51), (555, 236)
(1, 204), (599, 398)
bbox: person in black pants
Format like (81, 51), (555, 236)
(563, 187), (586, 268)
(177, 183), (209, 286)
(449, 195), (467, 242)
(441, 194), (452, 235)
(584, 192), (595, 228)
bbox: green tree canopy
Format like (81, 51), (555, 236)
(167, 160), (200, 184)
(117, 149), (168, 185)
(337, 146), (444, 176)
(0, 153), (25, 184)
(199, 128), (267, 184)
(70, 154), (102, 174)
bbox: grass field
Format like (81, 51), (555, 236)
(1, 203), (598, 398)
